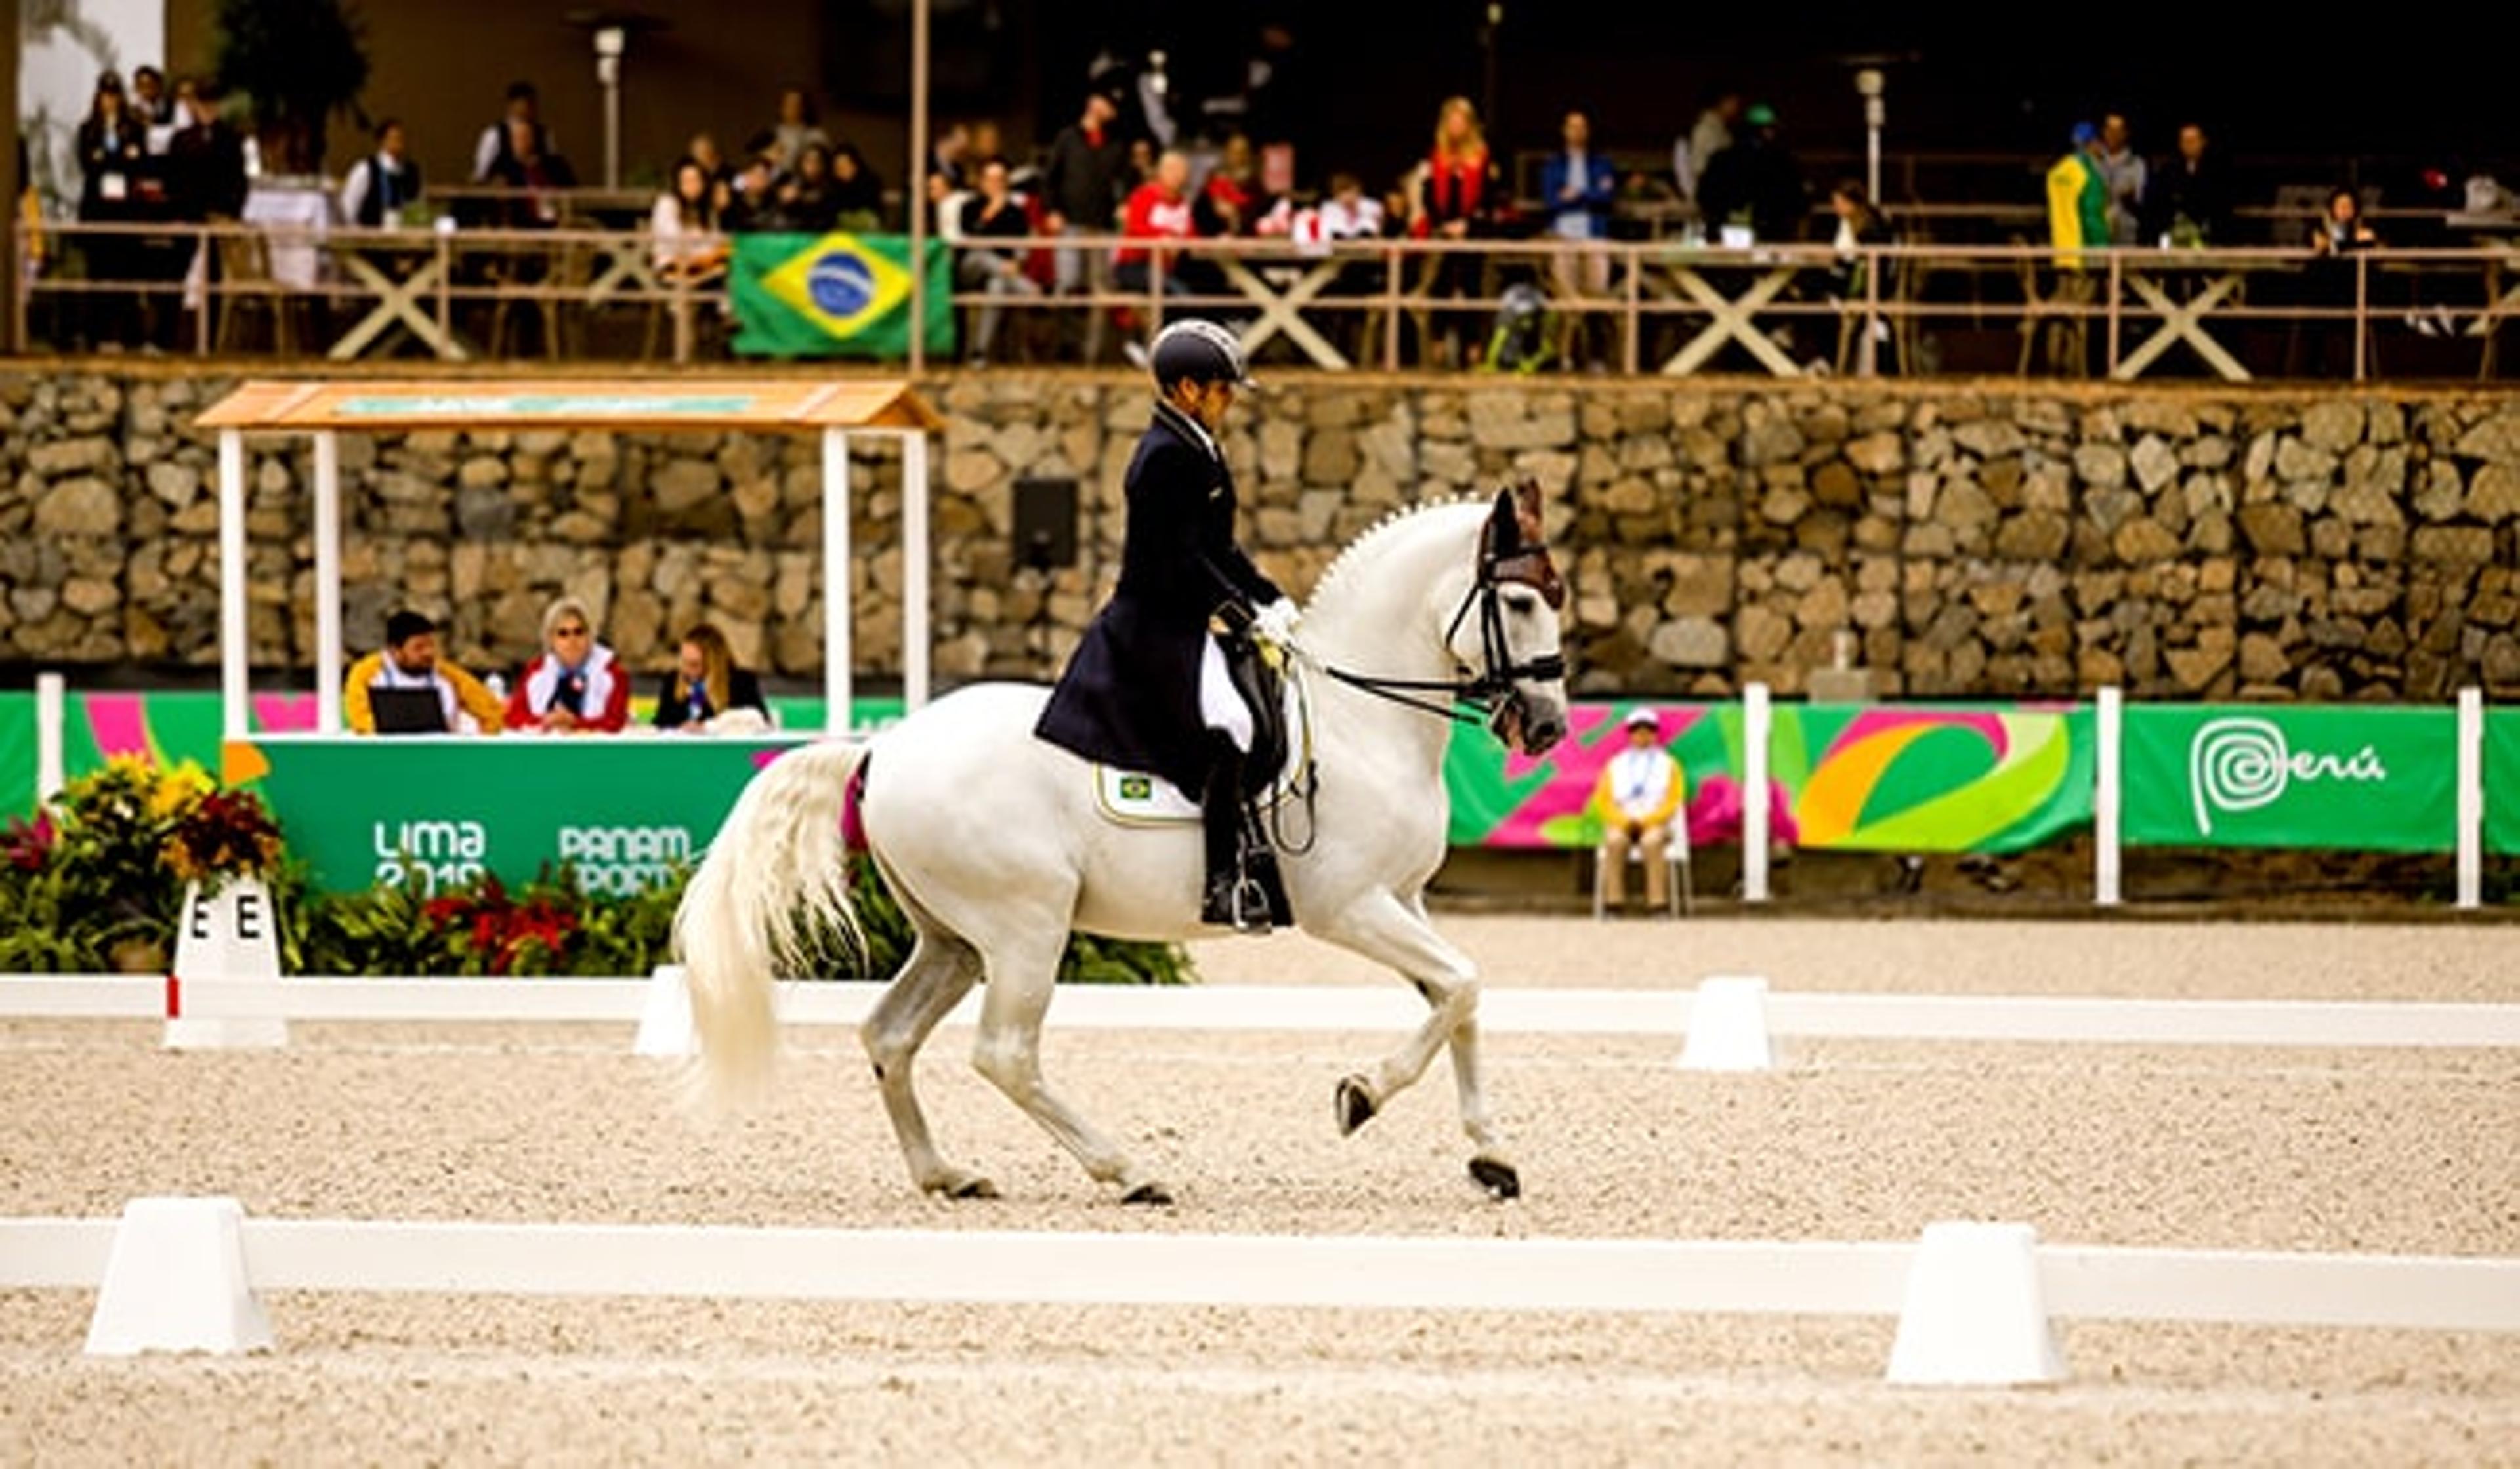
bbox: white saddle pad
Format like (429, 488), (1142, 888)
(1092, 673), (1310, 828)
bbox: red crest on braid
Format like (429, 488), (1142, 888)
(1480, 480), (1564, 609)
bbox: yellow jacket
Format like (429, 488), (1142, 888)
(1590, 747), (1685, 831)
(344, 651), (507, 734)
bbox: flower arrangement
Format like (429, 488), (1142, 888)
(421, 875), (582, 976)
(162, 788), (287, 892)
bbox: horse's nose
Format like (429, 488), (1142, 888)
(1524, 715), (1566, 753)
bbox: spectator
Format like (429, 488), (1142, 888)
(472, 81), (555, 184)
(1695, 102), (1807, 244)
(1409, 95), (1503, 367)
(1112, 146), (1202, 304)
(1676, 91), (1742, 203)
(1125, 137), (1158, 192)
(1823, 178), (1897, 369)
(2299, 186), (2380, 379)
(1590, 708), (1685, 914)
(957, 157), (1043, 364)
(74, 70), (147, 348)
(925, 121), (973, 210)
(2143, 123), (2231, 247)
(506, 596), (630, 734)
(827, 142), (885, 230)
(131, 65), (178, 152)
(2097, 112), (2146, 247)
(340, 117), (424, 229)
(655, 623), (768, 732)
(1542, 107), (1617, 368)
(721, 137), (793, 233)
(2046, 121), (2111, 268)
(780, 142), (841, 232)
(650, 155), (728, 284)
(688, 131), (730, 188)
(768, 87), (830, 174)
(481, 116), (577, 228)
(1198, 133), (1263, 236)
(166, 79), (247, 222)
(345, 610), (505, 736)
(1043, 87), (1129, 362)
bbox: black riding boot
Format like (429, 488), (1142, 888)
(1199, 735), (1269, 932)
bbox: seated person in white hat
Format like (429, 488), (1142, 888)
(1591, 707), (1685, 912)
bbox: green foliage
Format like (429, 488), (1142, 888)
(0, 784), (1193, 985)
(213, 0), (371, 167)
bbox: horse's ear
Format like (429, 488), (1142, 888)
(1511, 478), (1545, 544)
(1486, 487), (1521, 555)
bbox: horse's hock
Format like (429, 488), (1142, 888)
(3, 366), (2518, 703)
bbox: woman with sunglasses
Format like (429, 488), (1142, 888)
(505, 596), (631, 733)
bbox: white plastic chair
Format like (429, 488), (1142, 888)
(1590, 814), (1694, 920)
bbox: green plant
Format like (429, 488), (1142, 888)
(213, 0), (371, 173)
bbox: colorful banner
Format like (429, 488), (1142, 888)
(1445, 702), (2093, 854)
(729, 232), (955, 358)
(229, 736), (803, 894)
(2488, 710), (2520, 856)
(2122, 705), (2456, 852)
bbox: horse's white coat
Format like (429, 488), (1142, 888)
(676, 498), (1570, 1201)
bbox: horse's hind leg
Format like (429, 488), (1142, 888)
(1313, 891), (1518, 1197)
(861, 931), (993, 1199)
(967, 930), (1172, 1204)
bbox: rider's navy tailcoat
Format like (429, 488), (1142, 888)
(1036, 400), (1283, 793)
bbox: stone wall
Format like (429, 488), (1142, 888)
(2, 368), (2516, 701)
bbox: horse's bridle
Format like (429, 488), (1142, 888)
(1315, 510), (1568, 734)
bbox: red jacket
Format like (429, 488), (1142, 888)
(1410, 149), (1500, 238)
(505, 646), (632, 733)
(1115, 180), (1196, 266)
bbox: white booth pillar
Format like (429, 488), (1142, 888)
(218, 430), (249, 740)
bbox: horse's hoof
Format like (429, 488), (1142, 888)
(1335, 1075), (1377, 1136)
(1468, 1157), (1521, 1201)
(1121, 1181), (1175, 1207)
(947, 1176), (1001, 1201)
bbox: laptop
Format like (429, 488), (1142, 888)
(369, 685), (449, 735)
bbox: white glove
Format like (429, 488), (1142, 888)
(1253, 598), (1302, 646)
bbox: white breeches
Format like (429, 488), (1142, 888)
(1198, 633), (1253, 752)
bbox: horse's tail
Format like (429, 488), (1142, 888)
(673, 739), (870, 1106)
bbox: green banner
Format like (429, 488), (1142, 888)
(729, 232), (954, 358)
(2122, 705), (2456, 851)
(0, 691), (902, 823)
(234, 736), (807, 894)
(2490, 711), (2520, 857)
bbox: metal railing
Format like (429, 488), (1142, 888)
(15, 218), (2519, 381)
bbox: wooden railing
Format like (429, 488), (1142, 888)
(14, 218), (2518, 382)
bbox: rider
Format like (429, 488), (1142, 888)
(1036, 318), (1301, 932)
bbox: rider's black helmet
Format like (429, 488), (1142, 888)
(1148, 319), (1257, 392)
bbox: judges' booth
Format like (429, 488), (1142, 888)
(195, 379), (944, 895)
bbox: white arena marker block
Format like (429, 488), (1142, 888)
(1885, 1221), (2067, 1387)
(163, 878), (288, 1050)
(1678, 976), (1774, 1072)
(635, 964), (698, 1057)
(83, 1197), (274, 1356)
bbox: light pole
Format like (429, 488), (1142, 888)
(1855, 68), (1885, 205)
(595, 25), (625, 190)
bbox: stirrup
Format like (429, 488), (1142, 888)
(1202, 868), (1273, 934)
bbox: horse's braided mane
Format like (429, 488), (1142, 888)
(1303, 493), (1489, 613)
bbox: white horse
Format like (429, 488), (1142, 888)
(675, 484), (1570, 1203)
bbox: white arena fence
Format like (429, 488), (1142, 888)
(3, 1201), (2514, 1384)
(5, 973), (2519, 1051)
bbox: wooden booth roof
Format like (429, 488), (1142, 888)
(195, 378), (944, 434)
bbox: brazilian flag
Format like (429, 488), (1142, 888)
(728, 233), (955, 358)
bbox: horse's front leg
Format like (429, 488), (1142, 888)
(1313, 891), (1518, 1198)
